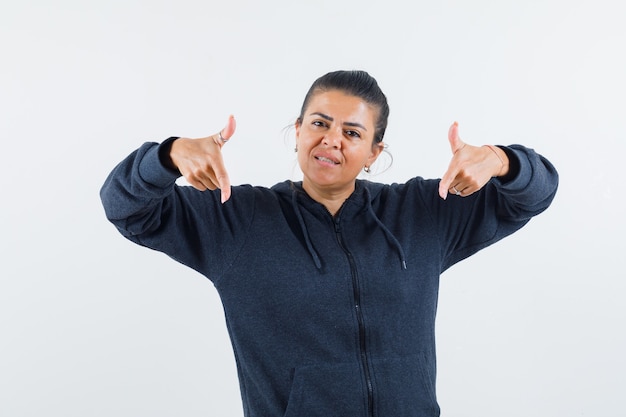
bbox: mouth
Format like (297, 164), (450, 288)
(315, 156), (339, 165)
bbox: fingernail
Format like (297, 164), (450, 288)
(221, 189), (231, 204)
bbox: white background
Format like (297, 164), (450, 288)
(1, 0), (624, 416)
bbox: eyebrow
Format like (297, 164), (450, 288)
(309, 112), (368, 131)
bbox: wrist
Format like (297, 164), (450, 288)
(484, 145), (509, 177)
(158, 136), (181, 173)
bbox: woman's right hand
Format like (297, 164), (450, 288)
(169, 115), (237, 203)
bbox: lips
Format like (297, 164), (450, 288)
(314, 151), (340, 166)
(315, 156), (339, 165)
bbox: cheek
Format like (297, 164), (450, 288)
(296, 147), (308, 167)
(296, 131), (319, 150)
(352, 144), (376, 161)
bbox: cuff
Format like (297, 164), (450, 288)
(138, 137), (182, 188)
(492, 145), (532, 191)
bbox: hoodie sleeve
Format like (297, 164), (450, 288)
(100, 140), (255, 281)
(427, 144), (559, 272)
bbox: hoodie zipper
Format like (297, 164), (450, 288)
(334, 217), (375, 417)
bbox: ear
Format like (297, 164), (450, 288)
(294, 121), (302, 153)
(294, 119), (301, 139)
(367, 141), (384, 165)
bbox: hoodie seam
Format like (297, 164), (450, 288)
(411, 181), (446, 272)
(211, 189), (258, 286)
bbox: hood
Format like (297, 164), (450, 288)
(272, 180), (407, 271)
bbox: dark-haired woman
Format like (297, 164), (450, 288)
(101, 70), (558, 417)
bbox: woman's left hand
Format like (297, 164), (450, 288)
(438, 122), (509, 200)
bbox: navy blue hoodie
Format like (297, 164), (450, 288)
(100, 140), (558, 416)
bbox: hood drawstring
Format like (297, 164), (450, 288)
(289, 183), (407, 271)
(363, 188), (408, 270)
(291, 190), (323, 270)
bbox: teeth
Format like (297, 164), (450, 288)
(316, 156), (337, 164)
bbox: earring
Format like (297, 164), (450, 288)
(364, 166), (370, 173)
(294, 146), (298, 152)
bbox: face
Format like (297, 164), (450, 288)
(295, 90), (383, 197)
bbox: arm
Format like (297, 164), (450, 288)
(100, 115), (236, 232)
(431, 122), (559, 271)
(99, 116), (250, 279)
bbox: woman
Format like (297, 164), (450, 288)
(101, 70), (558, 416)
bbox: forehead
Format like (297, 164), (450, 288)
(305, 90), (377, 127)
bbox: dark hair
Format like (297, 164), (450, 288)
(297, 70), (390, 145)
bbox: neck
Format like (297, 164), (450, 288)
(302, 180), (356, 216)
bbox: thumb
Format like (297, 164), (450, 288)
(214, 114), (237, 146)
(221, 114), (236, 141)
(448, 121), (465, 154)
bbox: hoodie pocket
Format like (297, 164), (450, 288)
(282, 362), (367, 417)
(371, 354), (440, 416)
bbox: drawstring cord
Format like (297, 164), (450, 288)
(291, 190), (323, 270)
(289, 182), (408, 271)
(363, 188), (408, 270)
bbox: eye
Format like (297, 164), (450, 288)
(312, 120), (327, 128)
(345, 130), (362, 139)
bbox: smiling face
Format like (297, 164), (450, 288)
(295, 89), (384, 201)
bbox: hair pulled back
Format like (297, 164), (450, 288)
(297, 70), (390, 145)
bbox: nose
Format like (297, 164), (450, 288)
(322, 126), (342, 149)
